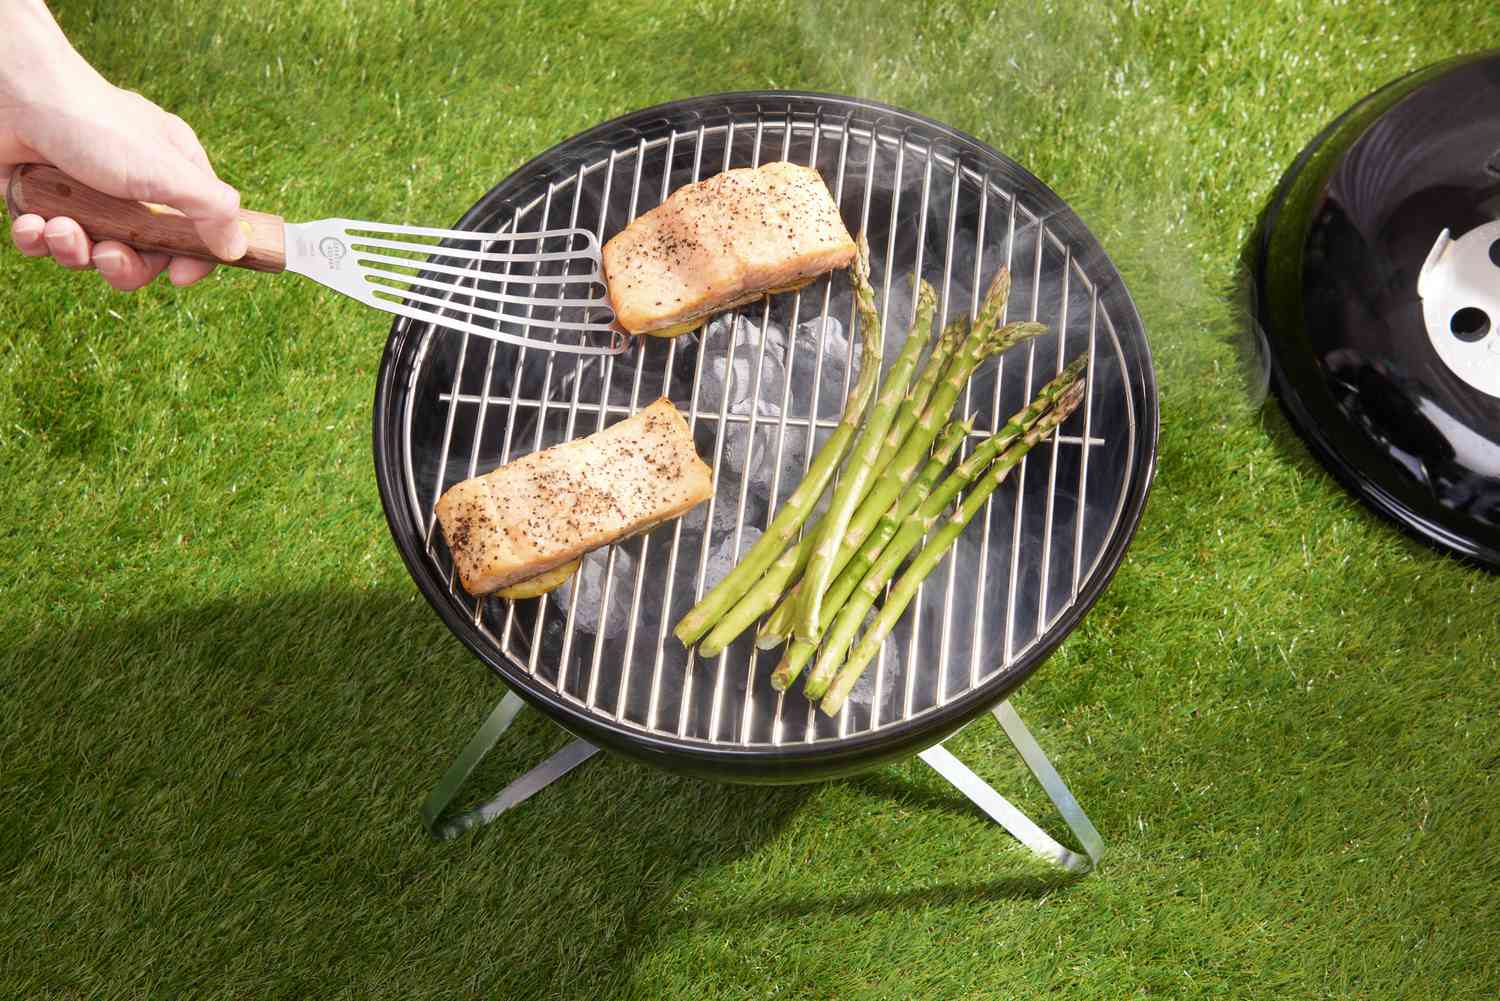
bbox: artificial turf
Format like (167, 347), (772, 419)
(2, 0), (1498, 997)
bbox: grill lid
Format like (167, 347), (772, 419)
(1251, 51), (1500, 568)
(372, 93), (1158, 781)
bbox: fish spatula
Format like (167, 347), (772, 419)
(6, 164), (630, 356)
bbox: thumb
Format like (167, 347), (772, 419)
(134, 153), (248, 262)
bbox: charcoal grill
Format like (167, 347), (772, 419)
(373, 93), (1157, 868)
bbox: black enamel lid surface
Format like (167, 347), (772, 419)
(1252, 51), (1500, 568)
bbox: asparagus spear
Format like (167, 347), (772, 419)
(767, 423), (970, 688)
(792, 270), (940, 645)
(798, 309), (1044, 645)
(885, 314), (967, 460)
(672, 234), (885, 648)
(802, 360), (1086, 699)
(760, 416), (973, 654)
(820, 379), (1087, 715)
(796, 268), (1028, 643)
(822, 356), (1085, 625)
(750, 317), (966, 647)
(692, 278), (939, 659)
(769, 360), (1083, 688)
(761, 348), (1079, 650)
(704, 319), (967, 655)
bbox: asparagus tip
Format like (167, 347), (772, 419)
(975, 320), (1041, 355)
(941, 316), (968, 353)
(916, 277), (937, 313)
(854, 230), (872, 277)
(984, 266), (1012, 309)
(1002, 320), (1048, 340)
(1056, 378), (1087, 418)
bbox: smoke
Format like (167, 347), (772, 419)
(792, 0), (1258, 414)
(794, 0), (1106, 140)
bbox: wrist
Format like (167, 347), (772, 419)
(0, 1), (99, 114)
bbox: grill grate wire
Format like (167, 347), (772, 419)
(391, 102), (1140, 754)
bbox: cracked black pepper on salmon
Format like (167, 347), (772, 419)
(435, 398), (714, 596)
(601, 161), (857, 337)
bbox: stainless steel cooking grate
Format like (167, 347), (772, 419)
(373, 94), (1156, 782)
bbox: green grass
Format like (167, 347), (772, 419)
(3, 0), (1498, 997)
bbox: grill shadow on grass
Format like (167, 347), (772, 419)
(635, 870), (1075, 969)
(417, 732), (1080, 995)
(850, 768), (1043, 828)
(0, 587), (1080, 995)
(0, 587), (802, 993)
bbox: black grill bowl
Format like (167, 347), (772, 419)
(372, 92), (1158, 783)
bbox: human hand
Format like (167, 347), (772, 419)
(1, 0), (246, 290)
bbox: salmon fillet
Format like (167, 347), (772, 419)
(602, 161), (857, 336)
(435, 398), (713, 596)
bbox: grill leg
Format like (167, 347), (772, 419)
(918, 700), (1104, 873)
(419, 688), (600, 840)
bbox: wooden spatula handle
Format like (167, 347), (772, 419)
(5, 164), (287, 273)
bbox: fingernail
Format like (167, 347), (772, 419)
(227, 220), (250, 260)
(94, 251), (124, 277)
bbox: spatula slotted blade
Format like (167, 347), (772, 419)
(3, 164), (631, 357)
(283, 219), (630, 356)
